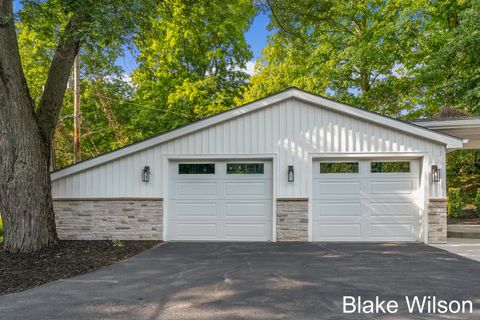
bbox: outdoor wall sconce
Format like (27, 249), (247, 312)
(288, 165), (294, 182)
(431, 165), (440, 183)
(142, 166), (150, 182)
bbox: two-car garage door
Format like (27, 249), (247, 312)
(167, 158), (421, 242)
(312, 159), (421, 241)
(167, 160), (272, 241)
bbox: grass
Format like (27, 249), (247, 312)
(0, 217), (3, 244)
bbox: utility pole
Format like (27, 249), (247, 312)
(73, 54), (81, 163)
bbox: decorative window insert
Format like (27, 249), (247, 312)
(320, 162), (359, 174)
(227, 163), (264, 174)
(371, 161), (410, 173)
(178, 163), (215, 174)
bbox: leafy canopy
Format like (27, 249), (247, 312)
(244, 0), (426, 117)
(131, 0), (255, 138)
(16, 0), (255, 167)
(416, 0), (480, 115)
(244, 0), (480, 118)
(17, 0), (155, 167)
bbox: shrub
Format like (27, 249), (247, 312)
(476, 189), (480, 217)
(112, 239), (125, 248)
(447, 188), (463, 219)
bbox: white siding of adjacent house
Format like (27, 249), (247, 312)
(52, 98), (447, 199)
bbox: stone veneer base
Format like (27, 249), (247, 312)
(428, 198), (447, 244)
(276, 198), (308, 241)
(53, 199), (163, 240)
(54, 197), (442, 243)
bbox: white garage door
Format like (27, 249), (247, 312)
(312, 159), (422, 241)
(167, 160), (273, 241)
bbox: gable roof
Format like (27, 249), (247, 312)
(51, 87), (464, 180)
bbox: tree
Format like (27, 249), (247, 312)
(243, 0), (426, 117)
(244, 0), (479, 119)
(415, 0), (480, 115)
(16, 3), (136, 169)
(447, 150), (480, 204)
(53, 78), (134, 168)
(0, 0), (153, 253)
(131, 0), (254, 138)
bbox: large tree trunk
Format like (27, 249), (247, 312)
(0, 0), (57, 252)
(0, 112), (58, 253)
(0, 0), (82, 252)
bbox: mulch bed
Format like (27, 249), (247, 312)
(448, 217), (480, 225)
(0, 240), (160, 295)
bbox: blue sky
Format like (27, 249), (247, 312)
(245, 13), (271, 60)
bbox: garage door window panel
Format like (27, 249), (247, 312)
(371, 161), (410, 173)
(179, 163), (215, 174)
(227, 163), (264, 174)
(320, 162), (359, 174)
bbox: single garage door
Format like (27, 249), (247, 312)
(167, 160), (273, 241)
(312, 159), (422, 241)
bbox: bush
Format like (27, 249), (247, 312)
(476, 189), (480, 217)
(112, 239), (125, 248)
(448, 188), (463, 219)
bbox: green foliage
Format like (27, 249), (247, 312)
(416, 0), (480, 114)
(243, 0), (426, 116)
(131, 0), (254, 138)
(17, 0), (255, 167)
(53, 79), (134, 168)
(447, 188), (463, 219)
(446, 150), (480, 204)
(112, 239), (125, 248)
(475, 189), (480, 217)
(243, 0), (480, 119)
(17, 0), (153, 168)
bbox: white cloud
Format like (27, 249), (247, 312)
(392, 63), (406, 78)
(122, 73), (133, 85)
(234, 60), (257, 77)
(245, 60), (256, 76)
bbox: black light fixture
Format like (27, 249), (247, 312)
(288, 165), (294, 182)
(142, 166), (150, 182)
(431, 165), (440, 183)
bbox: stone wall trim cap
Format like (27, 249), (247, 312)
(277, 198), (309, 202)
(53, 197), (163, 201)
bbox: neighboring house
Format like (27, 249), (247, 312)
(51, 87), (468, 244)
(412, 118), (480, 150)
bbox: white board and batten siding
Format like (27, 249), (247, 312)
(52, 97), (447, 200)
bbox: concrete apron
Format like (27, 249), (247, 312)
(430, 238), (480, 262)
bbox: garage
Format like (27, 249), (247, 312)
(50, 88), (463, 244)
(166, 160), (273, 241)
(312, 159), (421, 241)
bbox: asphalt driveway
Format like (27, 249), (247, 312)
(1, 242), (479, 319)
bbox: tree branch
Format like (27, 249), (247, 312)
(265, 0), (306, 40)
(35, 14), (85, 143)
(0, 0), (34, 110)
